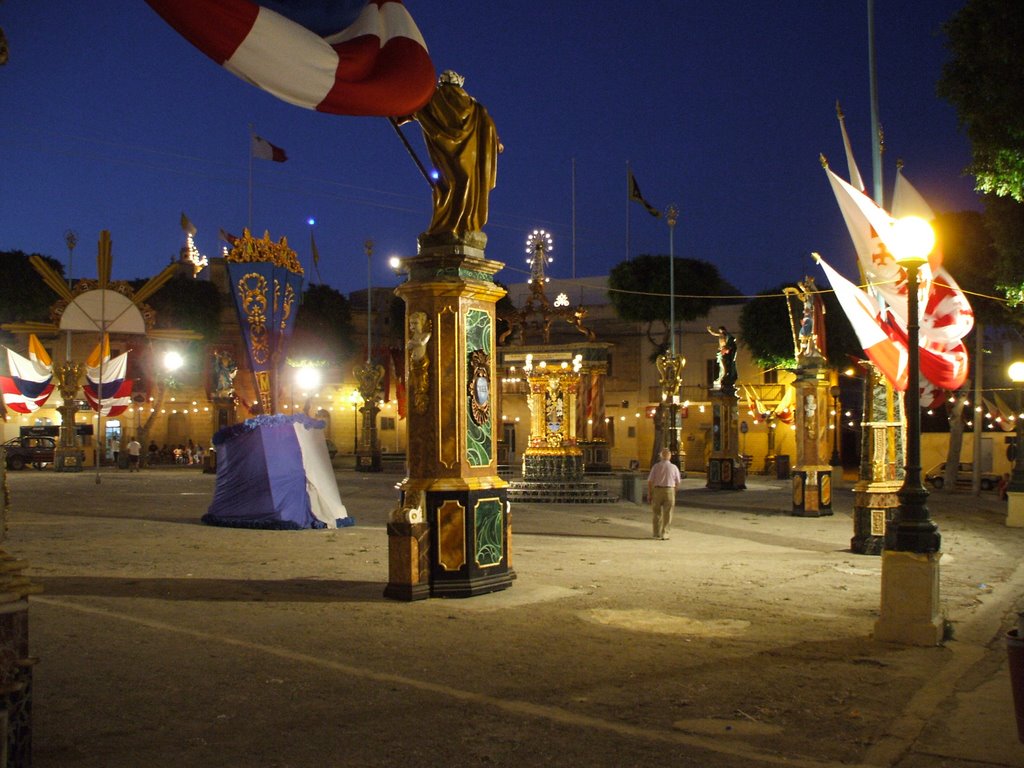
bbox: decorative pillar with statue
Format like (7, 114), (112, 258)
(386, 71), (513, 600)
(706, 325), (745, 490)
(784, 277), (834, 515)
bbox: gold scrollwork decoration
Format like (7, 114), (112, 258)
(237, 273), (270, 364)
(468, 348), (491, 426)
(226, 228), (304, 275)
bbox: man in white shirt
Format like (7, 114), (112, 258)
(126, 437), (142, 472)
(647, 448), (681, 540)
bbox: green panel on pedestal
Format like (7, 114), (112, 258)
(465, 308), (492, 467)
(474, 498), (503, 567)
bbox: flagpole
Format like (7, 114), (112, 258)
(625, 161), (631, 261)
(867, 0), (883, 207)
(388, 118), (434, 187)
(247, 125), (254, 230)
(571, 158), (577, 281)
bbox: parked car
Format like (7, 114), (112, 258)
(924, 462), (1000, 491)
(2, 436), (57, 470)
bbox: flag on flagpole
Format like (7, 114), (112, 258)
(628, 170), (661, 218)
(84, 346), (133, 417)
(1, 335), (54, 413)
(180, 212), (197, 236)
(310, 230), (320, 266)
(146, 0), (435, 118)
(815, 254), (909, 391)
(836, 101), (865, 193)
(251, 134), (288, 162)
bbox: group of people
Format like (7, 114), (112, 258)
(108, 435), (142, 471)
(146, 440), (206, 466)
(109, 437), (207, 469)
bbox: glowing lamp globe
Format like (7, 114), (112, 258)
(889, 216), (935, 265)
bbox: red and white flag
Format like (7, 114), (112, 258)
(815, 254), (909, 391)
(147, 0), (435, 117)
(251, 134), (288, 162)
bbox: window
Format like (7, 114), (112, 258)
(380, 416), (396, 431)
(763, 368), (779, 384)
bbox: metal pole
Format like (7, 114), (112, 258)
(867, 0), (884, 206)
(893, 260), (940, 552)
(830, 385), (841, 466)
(365, 240), (373, 365)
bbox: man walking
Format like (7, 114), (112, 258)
(647, 448), (681, 540)
(126, 436), (142, 472)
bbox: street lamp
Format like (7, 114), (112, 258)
(889, 215), (940, 553)
(1008, 362), (1024, 493)
(829, 384), (841, 467)
(348, 390), (360, 453)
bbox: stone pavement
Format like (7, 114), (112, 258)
(6, 466), (1024, 767)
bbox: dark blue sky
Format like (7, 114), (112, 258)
(0, 2), (977, 299)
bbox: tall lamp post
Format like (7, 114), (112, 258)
(1006, 362), (1024, 527)
(889, 216), (940, 554)
(654, 205), (684, 467)
(875, 215), (943, 646)
(829, 384), (841, 467)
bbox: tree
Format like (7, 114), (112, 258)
(607, 254), (738, 355)
(142, 276), (223, 343)
(938, 0), (1024, 300)
(289, 283), (354, 365)
(932, 210), (1009, 492)
(939, 0), (1024, 202)
(0, 250), (64, 346)
(739, 283), (861, 369)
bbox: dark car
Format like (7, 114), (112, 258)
(2, 436), (57, 470)
(925, 462), (1000, 491)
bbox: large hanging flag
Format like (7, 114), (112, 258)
(146, 0), (435, 117)
(226, 229), (305, 414)
(84, 337), (133, 417)
(628, 170), (661, 218)
(815, 254), (909, 391)
(0, 335), (54, 414)
(822, 162), (973, 393)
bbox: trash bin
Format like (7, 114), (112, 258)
(117, 453), (130, 470)
(776, 454), (790, 479)
(620, 473), (644, 504)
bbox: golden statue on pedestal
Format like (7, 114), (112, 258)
(400, 70), (502, 245)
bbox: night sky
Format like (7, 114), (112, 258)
(0, 1), (977, 300)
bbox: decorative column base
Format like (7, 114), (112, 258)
(383, 521), (431, 602)
(791, 466), (834, 516)
(707, 457), (746, 490)
(706, 391), (745, 490)
(429, 485), (513, 598)
(851, 481), (902, 554)
(1007, 491), (1024, 528)
(54, 447), (84, 473)
(874, 550), (944, 646)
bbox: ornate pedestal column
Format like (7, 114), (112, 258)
(791, 365), (834, 516)
(851, 366), (904, 554)
(353, 362), (384, 473)
(53, 362), (85, 472)
(706, 389), (746, 490)
(387, 239), (512, 600)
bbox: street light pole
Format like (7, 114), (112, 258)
(875, 214), (943, 646)
(890, 217), (940, 554)
(830, 384), (841, 467)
